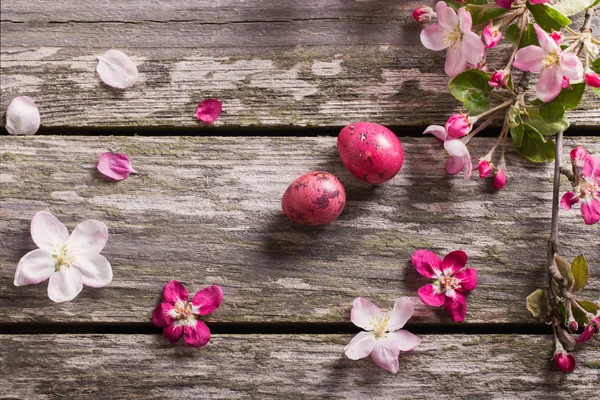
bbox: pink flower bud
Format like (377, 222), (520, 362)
(529, 0), (549, 4)
(576, 316), (600, 344)
(495, 0), (515, 9)
(483, 25), (502, 49)
(561, 76), (570, 89)
(553, 349), (576, 373)
(493, 169), (506, 190)
(477, 159), (493, 178)
(584, 71), (600, 88)
(550, 30), (563, 45)
(570, 146), (589, 168)
(489, 70), (508, 88)
(445, 114), (471, 138)
(567, 318), (578, 333)
(412, 5), (435, 24)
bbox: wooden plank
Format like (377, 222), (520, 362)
(1, 136), (598, 324)
(1, 1), (598, 129)
(1, 334), (599, 399)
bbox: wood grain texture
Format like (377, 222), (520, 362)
(1, 136), (599, 324)
(1, 0), (598, 129)
(1, 334), (599, 399)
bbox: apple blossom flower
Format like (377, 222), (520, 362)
(585, 71), (600, 88)
(493, 169), (507, 190)
(576, 316), (600, 344)
(412, 5), (435, 24)
(495, 0), (515, 9)
(550, 31), (562, 45)
(483, 24), (502, 49)
(553, 346), (576, 373)
(196, 98), (223, 124)
(478, 159), (493, 178)
(570, 146), (590, 169)
(513, 24), (583, 102)
(489, 70), (509, 88)
(14, 211), (112, 303)
(97, 152), (136, 181)
(412, 250), (477, 322)
(423, 125), (473, 179)
(560, 153), (600, 225)
(445, 113), (471, 138)
(420, 2), (485, 77)
(152, 280), (223, 348)
(344, 297), (421, 374)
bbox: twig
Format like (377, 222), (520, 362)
(546, 131), (563, 318)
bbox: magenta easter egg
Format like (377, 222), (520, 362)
(282, 171), (346, 226)
(337, 122), (404, 184)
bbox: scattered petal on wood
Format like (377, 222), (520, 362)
(5, 96), (40, 135)
(195, 99), (222, 124)
(97, 152), (136, 181)
(96, 50), (138, 89)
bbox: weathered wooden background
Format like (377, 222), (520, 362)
(1, 0), (599, 399)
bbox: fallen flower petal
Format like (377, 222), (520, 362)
(97, 152), (136, 181)
(5, 96), (40, 135)
(196, 98), (223, 124)
(96, 50), (138, 89)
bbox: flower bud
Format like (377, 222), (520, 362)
(584, 71), (600, 88)
(483, 24), (502, 49)
(576, 316), (600, 344)
(570, 146), (589, 169)
(493, 169), (506, 190)
(553, 349), (576, 373)
(489, 70), (508, 88)
(561, 76), (570, 89)
(550, 31), (562, 45)
(494, 0), (515, 9)
(567, 318), (578, 333)
(477, 159), (493, 178)
(445, 114), (471, 138)
(412, 6), (435, 24)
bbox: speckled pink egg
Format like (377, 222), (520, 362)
(337, 122), (404, 184)
(282, 171), (346, 226)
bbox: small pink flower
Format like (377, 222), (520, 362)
(489, 70), (508, 88)
(420, 2), (485, 77)
(553, 348), (576, 373)
(493, 169), (507, 190)
(195, 98), (223, 124)
(495, 0), (515, 9)
(445, 113), (471, 138)
(412, 250), (477, 322)
(412, 5), (435, 24)
(152, 280), (223, 348)
(550, 31), (563, 45)
(344, 297), (421, 374)
(97, 152), (136, 181)
(423, 125), (472, 179)
(576, 316), (600, 344)
(478, 159), (493, 178)
(570, 146), (590, 168)
(584, 71), (600, 88)
(513, 24), (583, 102)
(560, 153), (600, 225)
(483, 24), (502, 49)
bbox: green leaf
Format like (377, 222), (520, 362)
(466, 4), (507, 26)
(591, 58), (600, 74)
(558, 302), (568, 324)
(539, 83), (586, 123)
(448, 69), (493, 115)
(508, 107), (525, 147)
(526, 107), (570, 136)
(555, 255), (574, 290)
(571, 254), (589, 292)
(526, 289), (550, 320)
(552, 0), (597, 16)
(572, 301), (598, 326)
(506, 23), (540, 48)
(592, 87), (600, 98)
(526, 3), (571, 32)
(514, 123), (556, 163)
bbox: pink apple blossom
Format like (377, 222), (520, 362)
(478, 159), (493, 178)
(576, 316), (600, 344)
(489, 70), (509, 88)
(550, 31), (562, 45)
(412, 5), (435, 24)
(423, 125), (473, 179)
(152, 280), (223, 348)
(97, 152), (136, 181)
(513, 24), (583, 102)
(553, 347), (576, 373)
(493, 169), (507, 190)
(585, 71), (600, 88)
(495, 0), (515, 9)
(344, 297), (421, 374)
(445, 113), (471, 138)
(560, 152), (600, 225)
(412, 250), (477, 322)
(570, 146), (590, 169)
(420, 2), (485, 77)
(483, 24), (502, 49)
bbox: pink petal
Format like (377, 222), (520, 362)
(184, 320), (211, 348)
(436, 1), (458, 29)
(14, 249), (55, 286)
(5, 96), (40, 135)
(344, 331), (376, 360)
(460, 31), (484, 65)
(72, 254), (113, 287)
(442, 250), (468, 275)
(371, 338), (400, 374)
(47, 266), (83, 303)
(386, 297), (414, 331)
(581, 198), (600, 225)
(192, 285), (224, 316)
(163, 280), (189, 305)
(66, 220), (109, 256)
(444, 139), (468, 157)
(152, 302), (175, 327)
(534, 24), (557, 53)
(31, 211), (69, 252)
(513, 46), (546, 73)
(560, 192), (579, 210)
(387, 330), (421, 351)
(418, 283), (445, 307)
(454, 267), (477, 292)
(445, 46), (468, 77)
(463, 152), (473, 180)
(537, 65), (563, 102)
(411, 249), (443, 278)
(576, 323), (598, 344)
(423, 125), (448, 141)
(163, 323), (184, 344)
(444, 291), (467, 322)
(420, 23), (451, 51)
(446, 155), (465, 175)
(350, 297), (382, 330)
(195, 99), (222, 124)
(96, 50), (138, 89)
(560, 52), (583, 81)
(97, 152), (136, 181)
(583, 156), (600, 180)
(457, 7), (473, 32)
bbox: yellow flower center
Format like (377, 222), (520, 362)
(371, 315), (390, 339)
(174, 301), (194, 321)
(542, 51), (560, 69)
(444, 28), (464, 48)
(52, 244), (75, 271)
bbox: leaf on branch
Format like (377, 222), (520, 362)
(571, 254), (589, 292)
(506, 23), (540, 48)
(526, 289), (550, 320)
(508, 106), (524, 147)
(552, 0), (597, 16)
(538, 83), (586, 123)
(554, 255), (575, 290)
(448, 69), (493, 115)
(514, 123), (555, 163)
(465, 4), (507, 26)
(525, 107), (570, 136)
(526, 3), (571, 32)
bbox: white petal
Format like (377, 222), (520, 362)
(387, 330), (421, 352)
(350, 297), (382, 330)
(460, 31), (484, 65)
(436, 1), (458, 29)
(537, 65), (562, 102)
(66, 220), (108, 256)
(386, 297), (415, 331)
(457, 7), (472, 32)
(445, 46), (468, 77)
(371, 338), (400, 374)
(96, 50), (138, 89)
(344, 331), (376, 360)
(47, 267), (83, 303)
(423, 125), (448, 141)
(534, 24), (557, 53)
(421, 24), (451, 51)
(72, 254), (113, 288)
(560, 52), (583, 81)
(31, 211), (69, 252)
(513, 46), (546, 73)
(14, 249), (55, 286)
(444, 138), (468, 157)
(5, 96), (41, 135)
